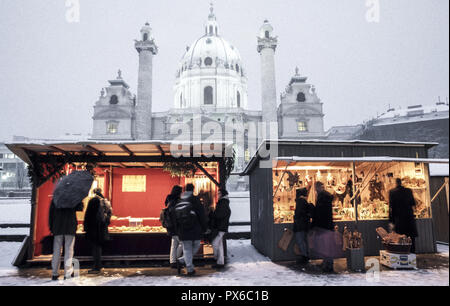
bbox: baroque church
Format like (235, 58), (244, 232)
(91, 5), (326, 173)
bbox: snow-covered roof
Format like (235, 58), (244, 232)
(6, 140), (234, 165)
(429, 163), (449, 177)
(377, 103), (449, 120)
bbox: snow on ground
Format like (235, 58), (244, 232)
(0, 198), (31, 224)
(0, 240), (448, 286)
(0, 228), (29, 235)
(228, 192), (250, 223)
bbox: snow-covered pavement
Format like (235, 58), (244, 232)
(0, 240), (448, 286)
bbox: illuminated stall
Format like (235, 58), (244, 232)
(7, 141), (233, 267)
(242, 140), (447, 261)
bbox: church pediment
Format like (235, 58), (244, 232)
(93, 107), (133, 120)
(280, 104), (323, 117)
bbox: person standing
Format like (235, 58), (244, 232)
(293, 188), (314, 265)
(209, 189), (231, 270)
(164, 185), (183, 269)
(389, 178), (418, 253)
(49, 200), (84, 281)
(312, 181), (335, 273)
(83, 188), (112, 274)
(175, 184), (208, 276)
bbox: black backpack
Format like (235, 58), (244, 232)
(174, 198), (197, 230)
(160, 207), (174, 230)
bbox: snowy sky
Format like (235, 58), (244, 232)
(0, 0), (448, 141)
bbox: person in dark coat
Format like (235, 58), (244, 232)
(312, 181), (335, 273)
(389, 178), (418, 253)
(293, 188), (314, 265)
(209, 188), (231, 269)
(49, 200), (83, 281)
(175, 183), (208, 276)
(83, 188), (112, 274)
(165, 185), (183, 268)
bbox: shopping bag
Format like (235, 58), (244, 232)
(278, 228), (294, 252)
(308, 227), (344, 259)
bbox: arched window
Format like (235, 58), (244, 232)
(265, 31), (270, 38)
(209, 26), (214, 35)
(204, 57), (213, 66)
(204, 86), (213, 105)
(180, 93), (183, 108)
(109, 95), (119, 105)
(237, 91), (241, 108)
(143, 33), (148, 41)
(215, 26), (218, 35)
(297, 92), (306, 103)
(236, 64), (240, 73)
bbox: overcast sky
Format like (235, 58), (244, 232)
(0, 0), (448, 141)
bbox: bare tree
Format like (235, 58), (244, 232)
(15, 163), (27, 190)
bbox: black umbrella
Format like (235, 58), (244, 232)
(53, 171), (94, 209)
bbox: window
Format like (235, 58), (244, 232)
(236, 64), (240, 73)
(204, 57), (213, 66)
(107, 121), (118, 134)
(109, 95), (119, 105)
(245, 149), (251, 162)
(180, 93), (183, 108)
(297, 92), (306, 102)
(204, 86), (213, 105)
(143, 33), (148, 41)
(209, 26), (214, 35)
(297, 121), (307, 132)
(265, 31), (270, 38)
(237, 91), (241, 108)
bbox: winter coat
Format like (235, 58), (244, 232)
(209, 196), (231, 234)
(84, 196), (112, 245)
(176, 191), (208, 241)
(293, 197), (314, 232)
(164, 194), (180, 236)
(312, 190), (334, 231)
(389, 186), (418, 238)
(49, 200), (83, 236)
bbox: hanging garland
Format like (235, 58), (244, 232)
(162, 161), (197, 178)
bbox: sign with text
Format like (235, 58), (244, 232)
(122, 175), (146, 192)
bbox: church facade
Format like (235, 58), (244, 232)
(91, 5), (326, 172)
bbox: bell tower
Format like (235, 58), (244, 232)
(135, 22), (158, 140)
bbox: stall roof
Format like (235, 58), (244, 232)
(276, 156), (449, 163)
(6, 140), (233, 165)
(242, 139), (439, 175)
(429, 163), (449, 177)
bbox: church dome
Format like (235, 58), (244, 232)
(174, 4), (248, 110)
(179, 35), (244, 75)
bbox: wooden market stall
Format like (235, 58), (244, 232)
(241, 139), (447, 261)
(7, 141), (234, 267)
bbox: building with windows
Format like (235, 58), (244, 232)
(0, 143), (30, 195)
(91, 5), (326, 175)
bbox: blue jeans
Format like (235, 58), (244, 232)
(179, 240), (201, 273)
(170, 235), (183, 264)
(295, 231), (309, 257)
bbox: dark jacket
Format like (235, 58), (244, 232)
(84, 196), (112, 244)
(312, 190), (334, 231)
(165, 194), (180, 236)
(49, 200), (83, 236)
(210, 196), (231, 233)
(176, 191), (208, 241)
(294, 197), (314, 232)
(389, 186), (418, 238)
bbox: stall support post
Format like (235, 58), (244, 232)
(218, 159), (227, 190)
(352, 161), (359, 229)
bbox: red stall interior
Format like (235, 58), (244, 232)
(33, 163), (219, 257)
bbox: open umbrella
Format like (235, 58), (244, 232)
(53, 171), (94, 209)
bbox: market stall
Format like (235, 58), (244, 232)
(7, 141), (234, 266)
(242, 139), (447, 261)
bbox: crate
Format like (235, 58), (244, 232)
(380, 250), (417, 270)
(346, 248), (365, 272)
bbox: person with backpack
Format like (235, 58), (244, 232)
(175, 183), (208, 276)
(209, 188), (231, 270)
(83, 188), (112, 274)
(162, 185), (183, 269)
